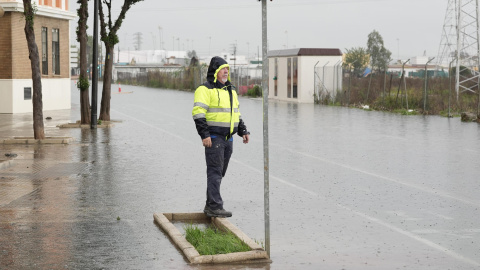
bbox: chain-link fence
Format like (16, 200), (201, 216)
(116, 64), (479, 115)
(116, 65), (262, 94)
(314, 65), (343, 104)
(318, 69), (479, 115)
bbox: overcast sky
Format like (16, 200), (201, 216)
(68, 0), (448, 60)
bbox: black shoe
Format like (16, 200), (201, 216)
(203, 206), (232, 218)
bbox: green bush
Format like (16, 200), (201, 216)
(246, 85), (262, 97)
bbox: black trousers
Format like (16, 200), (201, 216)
(205, 136), (233, 210)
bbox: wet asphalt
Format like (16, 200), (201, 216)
(1, 82), (480, 269)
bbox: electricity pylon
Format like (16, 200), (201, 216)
(436, 0), (480, 101)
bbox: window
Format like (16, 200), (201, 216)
(24, 87), (32, 100)
(293, 57), (298, 98)
(41, 27), (48, 75)
(274, 58), (278, 96)
(287, 58), (291, 98)
(52, 29), (60, 75)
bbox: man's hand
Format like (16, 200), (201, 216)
(242, 134), (250, 144)
(202, 137), (212, 147)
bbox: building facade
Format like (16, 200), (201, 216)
(268, 48), (343, 103)
(0, 0), (75, 113)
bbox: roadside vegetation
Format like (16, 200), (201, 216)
(317, 74), (479, 117)
(184, 224), (251, 255)
(117, 30), (479, 117)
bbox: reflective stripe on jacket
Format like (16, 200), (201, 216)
(192, 83), (241, 139)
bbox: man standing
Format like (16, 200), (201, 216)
(192, 56), (250, 218)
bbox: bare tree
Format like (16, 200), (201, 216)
(22, 0), (45, 139)
(98, 0), (144, 121)
(76, 0), (90, 124)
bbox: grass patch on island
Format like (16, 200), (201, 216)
(184, 223), (251, 255)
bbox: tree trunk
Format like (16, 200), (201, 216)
(23, 0), (45, 140)
(99, 45), (114, 121)
(78, 0), (90, 124)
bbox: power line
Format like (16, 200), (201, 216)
(118, 0), (421, 13)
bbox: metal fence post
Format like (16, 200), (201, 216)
(424, 57), (435, 112)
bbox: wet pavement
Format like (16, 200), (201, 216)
(1, 82), (480, 269)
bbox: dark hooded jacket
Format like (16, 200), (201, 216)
(192, 56), (249, 140)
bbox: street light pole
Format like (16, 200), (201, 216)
(261, 0), (270, 258)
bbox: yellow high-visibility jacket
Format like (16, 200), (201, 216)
(192, 57), (248, 140)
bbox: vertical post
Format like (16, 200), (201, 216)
(476, 0), (480, 116)
(314, 61), (319, 102)
(456, 0), (462, 101)
(322, 61), (328, 99)
(261, 0), (270, 258)
(449, 58), (456, 117)
(91, 0), (98, 129)
(423, 57), (435, 112)
(349, 66), (353, 105)
(383, 68), (387, 106)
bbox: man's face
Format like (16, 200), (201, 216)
(217, 67), (229, 84)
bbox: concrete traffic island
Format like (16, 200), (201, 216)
(153, 212), (271, 265)
(57, 120), (117, 128)
(1, 136), (74, 144)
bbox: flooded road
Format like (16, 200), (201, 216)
(1, 82), (479, 269)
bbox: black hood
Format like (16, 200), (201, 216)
(206, 56), (230, 84)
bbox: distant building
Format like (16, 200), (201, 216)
(388, 63), (442, 78)
(70, 44), (79, 76)
(0, 0), (76, 114)
(268, 48), (343, 103)
(116, 50), (188, 66)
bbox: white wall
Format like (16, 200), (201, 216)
(0, 80), (14, 113)
(298, 56), (341, 103)
(269, 55), (342, 103)
(0, 79), (70, 114)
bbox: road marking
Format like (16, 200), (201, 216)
(337, 203), (480, 267)
(112, 109), (191, 143)
(385, 210), (422, 221)
(116, 107), (480, 267)
(230, 158), (318, 196)
(272, 143), (480, 208)
(425, 211), (453, 220)
(116, 105), (479, 209)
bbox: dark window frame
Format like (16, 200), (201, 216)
(24, 87), (32, 100)
(41, 27), (48, 75)
(52, 28), (60, 75)
(287, 58), (291, 98)
(274, 58), (278, 96)
(293, 57), (298, 98)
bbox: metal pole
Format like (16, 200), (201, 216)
(423, 57), (435, 112)
(314, 61), (319, 102)
(383, 68), (387, 106)
(449, 58), (456, 117)
(456, 0), (462, 101)
(404, 59), (410, 111)
(333, 61), (340, 96)
(91, 0), (98, 129)
(261, 0), (270, 258)
(322, 61), (329, 99)
(476, 0), (480, 117)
